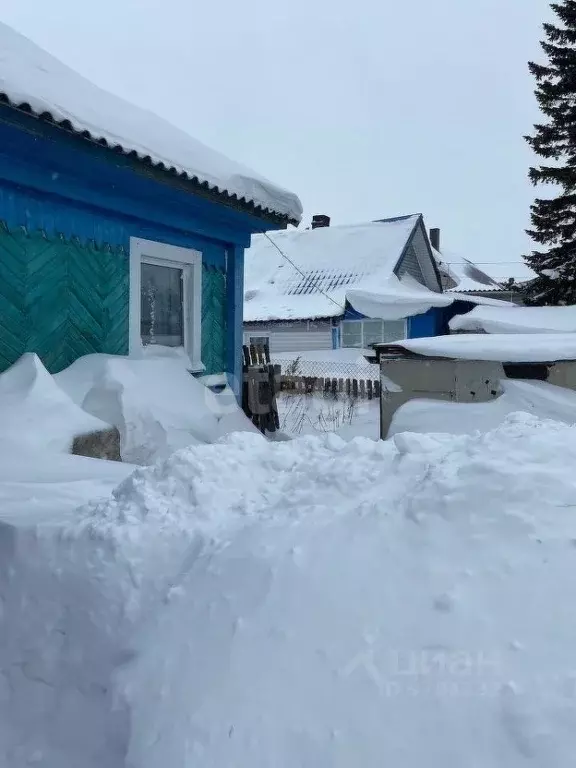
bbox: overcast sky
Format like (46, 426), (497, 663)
(0, 0), (553, 279)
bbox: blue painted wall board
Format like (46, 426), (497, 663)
(407, 307), (444, 338)
(225, 245), (245, 395)
(0, 105), (290, 385)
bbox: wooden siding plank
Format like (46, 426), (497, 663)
(0, 223), (129, 373)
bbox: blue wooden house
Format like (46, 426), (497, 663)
(0, 23), (302, 393)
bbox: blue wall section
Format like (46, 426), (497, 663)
(437, 300), (477, 334)
(225, 245), (245, 396)
(0, 106), (286, 385)
(407, 307), (444, 339)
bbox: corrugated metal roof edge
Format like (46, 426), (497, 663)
(0, 93), (297, 227)
(447, 287), (509, 294)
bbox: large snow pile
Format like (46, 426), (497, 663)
(0, 353), (110, 452)
(0, 23), (302, 221)
(56, 354), (259, 463)
(0, 352), (257, 465)
(450, 304), (576, 334)
(4, 419), (576, 766)
(389, 378), (576, 437)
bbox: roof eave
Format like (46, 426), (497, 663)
(0, 94), (297, 227)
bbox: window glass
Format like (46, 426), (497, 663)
(382, 320), (406, 342)
(342, 321), (363, 348)
(363, 320), (384, 347)
(249, 336), (269, 346)
(140, 262), (184, 347)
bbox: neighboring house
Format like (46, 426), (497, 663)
(0, 23), (301, 393)
(430, 229), (524, 305)
(243, 213), (492, 354)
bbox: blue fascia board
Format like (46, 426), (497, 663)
(0, 105), (286, 248)
(0, 179), (227, 268)
(225, 245), (245, 399)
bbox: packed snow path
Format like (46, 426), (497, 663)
(2, 416), (576, 766)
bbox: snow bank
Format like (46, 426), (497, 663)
(450, 304), (576, 334)
(56, 354), (258, 463)
(0, 353), (110, 453)
(5, 420), (576, 765)
(389, 378), (576, 437)
(0, 450), (134, 520)
(0, 23), (302, 221)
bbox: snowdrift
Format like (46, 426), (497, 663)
(4, 418), (576, 766)
(389, 378), (576, 436)
(0, 352), (257, 463)
(0, 353), (110, 452)
(56, 353), (259, 463)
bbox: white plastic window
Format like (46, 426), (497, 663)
(130, 238), (204, 371)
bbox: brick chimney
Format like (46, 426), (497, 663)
(429, 227), (440, 251)
(311, 214), (331, 229)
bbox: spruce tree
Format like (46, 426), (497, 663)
(525, 0), (576, 305)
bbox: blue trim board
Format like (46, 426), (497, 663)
(225, 245), (245, 396)
(0, 182), (228, 269)
(406, 307), (442, 338)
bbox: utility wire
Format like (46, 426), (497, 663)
(259, 233), (530, 308)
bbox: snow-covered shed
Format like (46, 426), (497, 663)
(449, 304), (576, 335)
(0, 23), (301, 392)
(243, 214), (494, 354)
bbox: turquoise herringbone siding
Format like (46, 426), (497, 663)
(201, 265), (227, 375)
(0, 223), (129, 373)
(0, 222), (228, 375)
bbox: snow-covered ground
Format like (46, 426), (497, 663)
(389, 378), (576, 437)
(6, 346), (576, 766)
(4, 418), (576, 766)
(277, 391), (380, 440)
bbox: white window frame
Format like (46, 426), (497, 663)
(129, 237), (204, 372)
(341, 318), (407, 348)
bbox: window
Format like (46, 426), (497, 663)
(341, 319), (406, 348)
(249, 336), (269, 347)
(130, 238), (203, 371)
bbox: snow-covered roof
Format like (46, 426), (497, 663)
(244, 216), (451, 322)
(433, 247), (502, 293)
(379, 333), (576, 363)
(450, 305), (576, 334)
(0, 23), (302, 223)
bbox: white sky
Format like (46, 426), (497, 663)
(0, 0), (552, 280)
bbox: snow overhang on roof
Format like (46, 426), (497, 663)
(0, 23), (303, 225)
(244, 216), (449, 322)
(375, 333), (576, 363)
(449, 305), (576, 335)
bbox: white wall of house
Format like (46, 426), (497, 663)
(243, 320), (333, 354)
